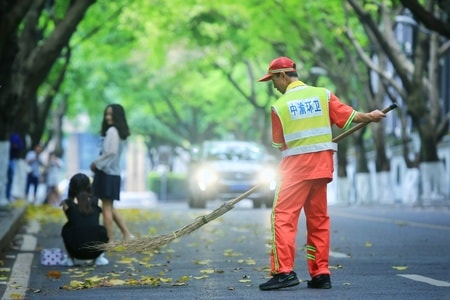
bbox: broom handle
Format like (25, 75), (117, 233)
(228, 103), (398, 207)
(332, 103), (398, 143)
(228, 184), (262, 206)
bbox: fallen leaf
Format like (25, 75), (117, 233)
(70, 271), (90, 278)
(108, 279), (126, 286)
(193, 259), (211, 265)
(85, 275), (108, 284)
(116, 257), (136, 264)
(176, 275), (191, 282)
(329, 264), (343, 269)
(46, 270), (62, 279)
(159, 277), (172, 283)
(68, 280), (85, 289)
(223, 249), (243, 257)
(392, 265), (408, 271)
(365, 242), (372, 247)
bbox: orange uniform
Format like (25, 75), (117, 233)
(270, 81), (355, 277)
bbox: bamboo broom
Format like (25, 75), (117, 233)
(95, 103), (397, 252)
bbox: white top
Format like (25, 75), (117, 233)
(46, 156), (63, 186)
(26, 150), (41, 177)
(93, 127), (126, 176)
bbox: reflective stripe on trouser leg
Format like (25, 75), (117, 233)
(270, 179), (309, 274)
(306, 244), (316, 261)
(304, 178), (331, 277)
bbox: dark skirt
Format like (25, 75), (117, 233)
(61, 223), (109, 260)
(92, 169), (121, 200)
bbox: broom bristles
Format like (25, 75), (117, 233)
(92, 185), (260, 252)
(94, 200), (237, 252)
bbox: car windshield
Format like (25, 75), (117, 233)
(205, 143), (263, 162)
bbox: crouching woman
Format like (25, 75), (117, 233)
(61, 173), (109, 266)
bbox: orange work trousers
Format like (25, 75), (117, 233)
(270, 178), (331, 277)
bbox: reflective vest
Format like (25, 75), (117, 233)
(272, 84), (337, 158)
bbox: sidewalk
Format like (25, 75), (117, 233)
(0, 204), (26, 254)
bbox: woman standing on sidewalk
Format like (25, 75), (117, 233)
(90, 103), (134, 242)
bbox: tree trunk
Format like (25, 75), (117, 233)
(0, 1), (95, 201)
(352, 128), (373, 204)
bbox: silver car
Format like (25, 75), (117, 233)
(188, 141), (277, 208)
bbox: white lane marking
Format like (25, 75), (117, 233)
(20, 235), (37, 252)
(1, 220), (40, 299)
(27, 220), (40, 234)
(2, 253), (34, 299)
(329, 251), (350, 258)
(398, 274), (450, 287)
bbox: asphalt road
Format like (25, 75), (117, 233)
(1, 197), (450, 300)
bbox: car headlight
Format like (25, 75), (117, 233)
(258, 166), (278, 190)
(195, 167), (218, 191)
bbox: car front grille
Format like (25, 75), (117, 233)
(220, 171), (254, 181)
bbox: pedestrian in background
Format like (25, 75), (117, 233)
(6, 133), (24, 201)
(90, 103), (134, 242)
(25, 143), (43, 204)
(45, 151), (63, 206)
(257, 56), (386, 291)
(61, 173), (109, 266)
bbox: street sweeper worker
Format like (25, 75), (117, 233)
(257, 56), (386, 291)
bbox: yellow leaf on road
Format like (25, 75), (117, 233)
(108, 279), (126, 286)
(392, 265), (408, 271)
(69, 280), (85, 288)
(159, 277), (173, 283)
(193, 259), (211, 265)
(177, 275), (191, 282)
(85, 275), (108, 284)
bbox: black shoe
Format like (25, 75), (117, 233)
(259, 271), (300, 290)
(307, 274), (332, 289)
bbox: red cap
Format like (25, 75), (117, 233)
(258, 56), (296, 82)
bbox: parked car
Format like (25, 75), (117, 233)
(187, 140), (277, 209)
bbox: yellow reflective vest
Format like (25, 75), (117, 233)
(272, 84), (337, 158)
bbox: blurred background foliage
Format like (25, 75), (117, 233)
(1, 0), (449, 165)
